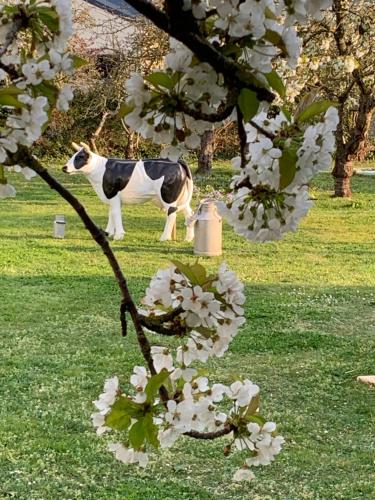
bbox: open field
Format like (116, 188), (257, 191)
(1, 163), (374, 499)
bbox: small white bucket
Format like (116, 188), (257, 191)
(53, 214), (66, 238)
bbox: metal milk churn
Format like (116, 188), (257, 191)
(194, 200), (222, 256)
(53, 214), (66, 238)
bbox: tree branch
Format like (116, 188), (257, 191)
(185, 424), (235, 440)
(137, 306), (188, 336)
(90, 110), (112, 153)
(175, 98), (236, 123)
(236, 106), (248, 169)
(10, 148), (161, 379)
(332, 0), (347, 56)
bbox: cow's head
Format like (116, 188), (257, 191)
(62, 142), (95, 175)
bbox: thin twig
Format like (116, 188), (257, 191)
(185, 424), (235, 440)
(236, 106), (248, 169)
(248, 119), (276, 140)
(138, 306), (187, 336)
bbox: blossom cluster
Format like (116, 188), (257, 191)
(91, 261), (284, 481)
(122, 0), (334, 160)
(143, 261), (246, 362)
(220, 106), (339, 241)
(0, 0), (74, 198)
(124, 40), (226, 161)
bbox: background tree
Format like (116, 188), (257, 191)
(41, 9), (169, 157)
(288, 0), (375, 197)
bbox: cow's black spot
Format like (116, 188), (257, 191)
(102, 159), (137, 199)
(144, 160), (190, 204)
(167, 206), (178, 215)
(73, 149), (90, 169)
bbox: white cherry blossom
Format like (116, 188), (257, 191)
(151, 346), (174, 373)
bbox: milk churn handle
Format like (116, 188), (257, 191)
(190, 201), (204, 223)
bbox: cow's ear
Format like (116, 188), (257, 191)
(80, 142), (91, 154)
(72, 142), (80, 151)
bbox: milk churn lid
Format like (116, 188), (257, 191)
(201, 198), (222, 215)
(55, 214), (65, 223)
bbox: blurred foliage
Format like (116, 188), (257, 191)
(35, 7), (240, 161)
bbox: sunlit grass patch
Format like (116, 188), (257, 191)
(0, 163), (374, 499)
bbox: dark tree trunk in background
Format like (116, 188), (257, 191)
(332, 94), (374, 197)
(333, 157), (354, 197)
(196, 129), (214, 175)
(355, 109), (373, 162)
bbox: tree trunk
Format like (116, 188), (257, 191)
(332, 157), (353, 197)
(355, 109), (373, 161)
(332, 93), (374, 197)
(196, 129), (214, 175)
(332, 103), (351, 197)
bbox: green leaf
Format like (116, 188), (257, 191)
(279, 147), (298, 190)
(247, 414), (266, 426)
(145, 72), (174, 90)
(281, 106), (292, 122)
(143, 412), (159, 449)
(171, 260), (197, 285)
(34, 82), (58, 105)
(30, 18), (45, 42)
(264, 6), (278, 20)
(0, 86), (24, 96)
(3, 5), (19, 14)
(265, 70), (286, 98)
(129, 418), (146, 449)
(38, 9), (59, 32)
(71, 55), (88, 69)
(118, 101), (135, 119)
(37, 6), (59, 18)
(171, 259), (208, 286)
(190, 260), (207, 286)
(105, 408), (131, 431)
(296, 100), (338, 123)
(264, 30), (285, 51)
(194, 326), (215, 338)
(108, 396), (143, 420)
(0, 95), (26, 109)
(237, 89), (259, 123)
(145, 369), (170, 403)
(244, 394), (260, 418)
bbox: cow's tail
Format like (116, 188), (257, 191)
(179, 159), (193, 206)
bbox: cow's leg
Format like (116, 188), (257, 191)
(160, 207), (177, 241)
(105, 205), (115, 237)
(110, 195), (125, 240)
(183, 205), (195, 242)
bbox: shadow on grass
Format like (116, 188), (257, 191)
(2, 273), (374, 356)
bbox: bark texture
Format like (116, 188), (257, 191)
(333, 93), (374, 197)
(196, 129), (214, 175)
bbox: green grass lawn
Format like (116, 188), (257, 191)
(1, 162), (374, 499)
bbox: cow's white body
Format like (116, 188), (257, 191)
(118, 161), (166, 206)
(64, 147), (195, 241)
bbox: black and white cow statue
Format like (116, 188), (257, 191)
(63, 142), (195, 242)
